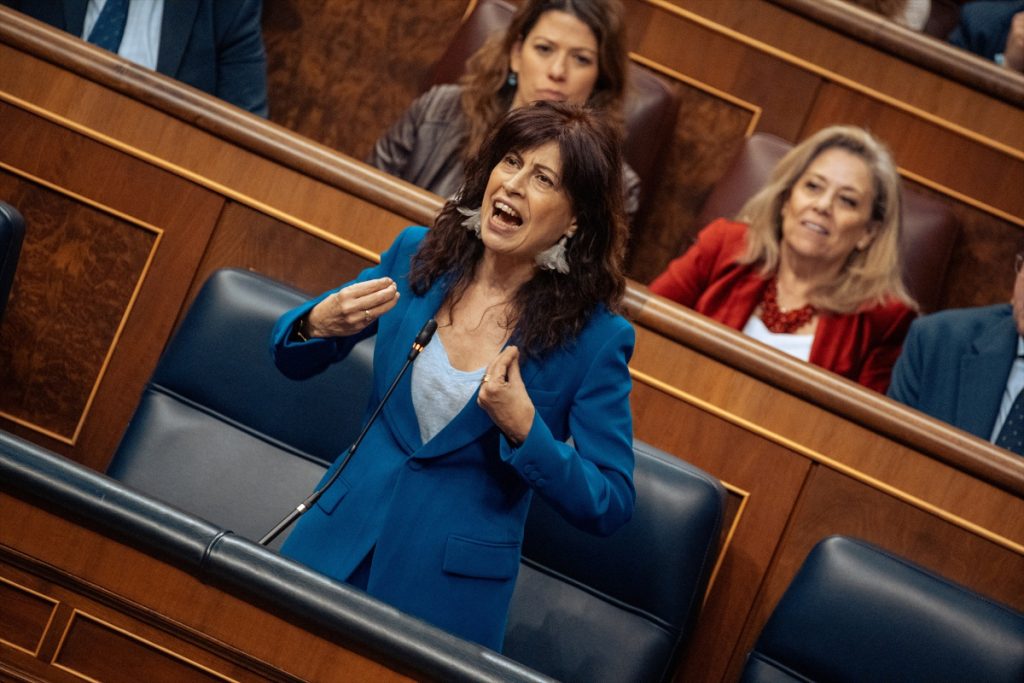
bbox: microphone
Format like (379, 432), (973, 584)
(259, 318), (438, 546)
(408, 318), (437, 360)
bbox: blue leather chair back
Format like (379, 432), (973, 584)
(742, 535), (1024, 683)
(107, 268), (375, 547)
(0, 201), (25, 325)
(504, 440), (726, 682)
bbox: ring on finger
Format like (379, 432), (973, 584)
(363, 309), (371, 323)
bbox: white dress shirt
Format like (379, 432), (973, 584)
(742, 315), (814, 362)
(83, 0), (164, 70)
(989, 336), (1024, 442)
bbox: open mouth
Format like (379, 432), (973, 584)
(492, 201), (523, 230)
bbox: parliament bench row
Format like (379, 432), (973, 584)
(6, 267), (1021, 682)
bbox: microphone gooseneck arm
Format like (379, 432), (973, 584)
(259, 318), (438, 547)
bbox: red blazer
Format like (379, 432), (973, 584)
(649, 219), (916, 393)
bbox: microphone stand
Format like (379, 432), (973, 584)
(259, 319), (437, 547)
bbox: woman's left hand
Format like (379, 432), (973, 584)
(478, 346), (535, 445)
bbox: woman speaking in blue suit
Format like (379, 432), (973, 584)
(270, 101), (636, 651)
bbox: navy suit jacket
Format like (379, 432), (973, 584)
(888, 303), (1018, 440)
(1, 0), (268, 116)
(270, 227), (636, 650)
(948, 0), (1024, 61)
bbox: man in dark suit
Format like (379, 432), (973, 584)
(948, 0), (1024, 72)
(0, 0), (268, 116)
(888, 254), (1024, 452)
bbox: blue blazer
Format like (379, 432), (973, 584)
(270, 227), (636, 650)
(1, 0), (268, 116)
(888, 303), (1017, 440)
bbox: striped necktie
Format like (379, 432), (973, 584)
(995, 388), (1024, 456)
(87, 0), (130, 53)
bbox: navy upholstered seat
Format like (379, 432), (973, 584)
(107, 268), (375, 548)
(0, 201), (25, 325)
(741, 535), (1024, 683)
(504, 439), (725, 683)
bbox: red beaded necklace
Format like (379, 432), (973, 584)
(760, 277), (817, 334)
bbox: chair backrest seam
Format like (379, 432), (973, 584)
(142, 382), (332, 469)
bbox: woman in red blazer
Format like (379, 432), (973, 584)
(650, 125), (917, 393)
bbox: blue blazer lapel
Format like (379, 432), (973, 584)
(413, 391), (493, 460)
(957, 314), (1018, 438)
(378, 282), (447, 455)
(157, 0), (200, 76)
(414, 337), (545, 460)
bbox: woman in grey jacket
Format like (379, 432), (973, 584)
(368, 0), (641, 220)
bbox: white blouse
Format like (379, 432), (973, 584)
(410, 333), (486, 443)
(742, 315), (814, 362)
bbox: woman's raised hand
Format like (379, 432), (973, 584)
(478, 346), (535, 446)
(305, 277), (399, 338)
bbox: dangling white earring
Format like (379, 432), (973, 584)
(457, 206), (481, 238)
(536, 235), (569, 273)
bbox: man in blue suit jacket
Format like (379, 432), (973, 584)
(948, 0), (1024, 72)
(1, 0), (268, 116)
(888, 257), (1024, 446)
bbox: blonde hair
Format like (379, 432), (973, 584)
(737, 125), (917, 313)
(459, 0), (627, 160)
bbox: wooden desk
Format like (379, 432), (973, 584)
(0, 435), (547, 683)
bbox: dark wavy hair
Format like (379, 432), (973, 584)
(460, 0), (628, 160)
(409, 101), (628, 357)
